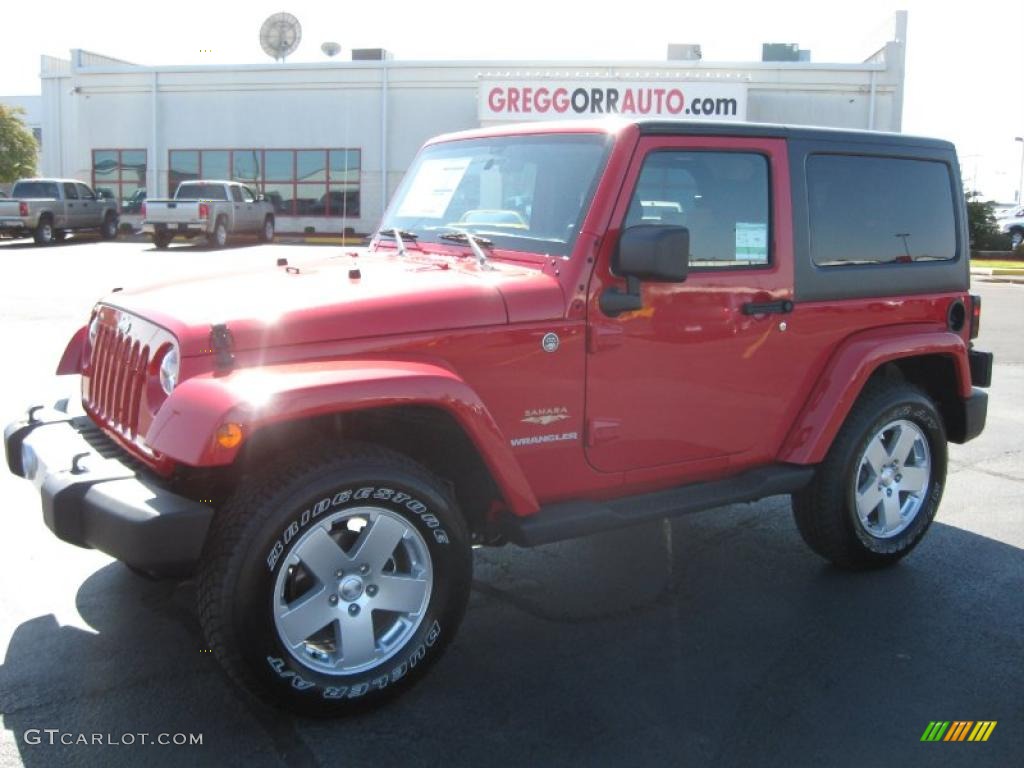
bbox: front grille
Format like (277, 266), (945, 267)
(87, 323), (150, 439)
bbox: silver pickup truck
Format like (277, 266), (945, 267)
(0, 178), (120, 244)
(142, 180), (275, 249)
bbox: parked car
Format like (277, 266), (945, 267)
(122, 188), (147, 215)
(142, 180), (275, 248)
(5, 119), (992, 716)
(0, 178), (119, 244)
(998, 210), (1024, 248)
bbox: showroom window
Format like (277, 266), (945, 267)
(168, 148), (360, 217)
(92, 149), (147, 213)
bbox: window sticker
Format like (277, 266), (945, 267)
(735, 222), (768, 262)
(396, 157), (472, 219)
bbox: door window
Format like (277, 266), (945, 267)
(624, 151), (770, 268)
(230, 186), (243, 203)
(63, 183), (79, 200)
(240, 186), (256, 203)
(75, 183), (95, 200)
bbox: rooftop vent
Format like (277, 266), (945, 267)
(762, 43), (810, 62)
(351, 48), (392, 61)
(667, 44), (702, 61)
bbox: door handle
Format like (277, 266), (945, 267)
(742, 300), (794, 315)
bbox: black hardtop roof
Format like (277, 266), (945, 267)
(634, 119), (955, 151)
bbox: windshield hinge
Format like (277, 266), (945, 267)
(210, 323), (235, 371)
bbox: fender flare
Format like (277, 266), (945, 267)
(56, 325), (87, 375)
(778, 325), (971, 465)
(144, 358), (539, 516)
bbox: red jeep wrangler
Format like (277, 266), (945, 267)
(5, 119), (992, 715)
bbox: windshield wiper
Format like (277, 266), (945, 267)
(439, 230), (494, 270)
(375, 228), (420, 256)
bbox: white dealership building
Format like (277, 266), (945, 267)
(30, 13), (907, 234)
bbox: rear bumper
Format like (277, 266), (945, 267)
(142, 221), (207, 235)
(947, 349), (992, 445)
(4, 402), (213, 578)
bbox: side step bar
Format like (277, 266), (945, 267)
(502, 464), (815, 547)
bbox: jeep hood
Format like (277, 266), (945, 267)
(103, 251), (565, 356)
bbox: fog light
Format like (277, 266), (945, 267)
(216, 423), (244, 449)
(21, 443), (38, 480)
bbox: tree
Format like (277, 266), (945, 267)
(0, 104), (37, 182)
(965, 190), (1009, 251)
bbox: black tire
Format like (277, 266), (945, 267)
(100, 212), (118, 240)
(152, 229), (173, 249)
(208, 216), (228, 248)
(258, 216), (275, 243)
(197, 444), (472, 716)
(792, 380), (947, 569)
(33, 216), (55, 245)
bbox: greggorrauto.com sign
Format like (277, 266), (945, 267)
(479, 80), (747, 122)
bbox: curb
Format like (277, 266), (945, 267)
(971, 268), (1024, 284)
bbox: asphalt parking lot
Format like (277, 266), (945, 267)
(0, 237), (1021, 767)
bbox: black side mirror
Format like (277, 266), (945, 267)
(601, 225), (690, 316)
(615, 225), (689, 281)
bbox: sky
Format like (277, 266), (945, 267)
(2, 0), (1022, 200)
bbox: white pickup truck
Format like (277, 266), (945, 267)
(0, 178), (119, 244)
(142, 180), (276, 249)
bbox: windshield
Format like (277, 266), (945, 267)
(12, 181), (59, 199)
(380, 133), (610, 257)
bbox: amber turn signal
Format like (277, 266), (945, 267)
(216, 423), (244, 449)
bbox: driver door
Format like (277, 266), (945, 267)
(585, 136), (800, 477)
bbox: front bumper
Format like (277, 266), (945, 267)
(4, 402), (213, 578)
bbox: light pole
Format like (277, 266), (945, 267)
(1016, 137), (1024, 204)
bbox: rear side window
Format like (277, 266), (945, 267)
(807, 155), (956, 266)
(176, 183), (228, 201)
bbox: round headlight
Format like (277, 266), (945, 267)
(88, 314), (101, 346)
(159, 346), (179, 395)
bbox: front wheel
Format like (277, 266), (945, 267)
(197, 445), (472, 716)
(100, 213), (118, 240)
(259, 216), (275, 243)
(792, 380), (947, 569)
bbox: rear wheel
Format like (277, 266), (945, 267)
(197, 445), (472, 716)
(208, 216), (228, 248)
(152, 228), (173, 249)
(33, 217), (55, 245)
(792, 380), (946, 568)
(259, 216), (275, 243)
